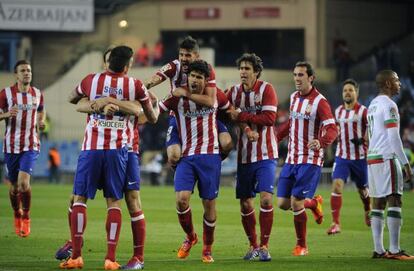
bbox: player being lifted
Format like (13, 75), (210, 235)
(145, 36), (232, 167)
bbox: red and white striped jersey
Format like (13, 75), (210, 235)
(226, 80), (278, 164)
(286, 87), (335, 166)
(0, 85), (44, 154)
(126, 115), (140, 154)
(159, 89), (229, 157)
(156, 60), (216, 91)
(76, 71), (150, 151)
(334, 103), (368, 160)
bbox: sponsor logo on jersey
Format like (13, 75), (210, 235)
(90, 118), (126, 129)
(183, 107), (216, 118)
(160, 63), (172, 73)
(103, 86), (123, 96)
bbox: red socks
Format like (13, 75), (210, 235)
(70, 203), (87, 259)
(293, 209), (307, 248)
(20, 190), (31, 219)
(105, 208), (122, 262)
(131, 211), (146, 261)
(203, 216), (216, 252)
(259, 205), (273, 247)
(9, 190), (21, 218)
(361, 194), (371, 211)
(177, 207), (196, 240)
(241, 209), (258, 248)
(330, 193), (342, 224)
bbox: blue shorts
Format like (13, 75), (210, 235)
(277, 163), (321, 199)
(125, 152), (141, 191)
(236, 159), (277, 199)
(73, 148), (128, 200)
(165, 115), (229, 147)
(174, 154), (221, 200)
(4, 151), (39, 183)
(217, 120), (228, 134)
(166, 115), (181, 147)
(332, 157), (368, 189)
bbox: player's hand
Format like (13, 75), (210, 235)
(93, 97), (110, 112)
(350, 138), (364, 146)
(307, 139), (321, 150)
(246, 130), (259, 142)
(227, 108), (241, 121)
(38, 121), (45, 131)
(8, 106), (18, 118)
(148, 91), (158, 108)
(403, 163), (413, 182)
(103, 104), (119, 116)
(172, 87), (190, 98)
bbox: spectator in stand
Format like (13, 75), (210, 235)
(48, 146), (61, 183)
(333, 39), (352, 82)
(135, 43), (150, 67)
(153, 39), (164, 66)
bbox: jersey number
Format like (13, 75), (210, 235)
(367, 115), (374, 140)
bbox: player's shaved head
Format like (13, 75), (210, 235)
(376, 70), (396, 90)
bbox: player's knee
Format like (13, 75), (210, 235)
(125, 191), (142, 213)
(240, 198), (254, 212)
(167, 145), (181, 165)
(332, 179), (343, 193)
(277, 198), (291, 210)
(176, 198), (190, 211)
(219, 133), (233, 154)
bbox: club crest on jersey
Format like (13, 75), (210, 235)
(305, 104), (312, 114)
(254, 94), (261, 103)
(32, 97), (38, 106)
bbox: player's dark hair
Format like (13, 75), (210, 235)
(187, 60), (210, 79)
(14, 60), (31, 73)
(179, 36), (199, 52)
(108, 45), (133, 73)
(103, 47), (112, 64)
(236, 53), (264, 78)
(295, 61), (315, 77)
(343, 78), (359, 92)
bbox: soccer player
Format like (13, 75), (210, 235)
(59, 46), (158, 270)
(145, 36), (233, 166)
(226, 53), (278, 261)
(0, 60), (45, 238)
(56, 48), (153, 270)
(327, 79), (371, 235)
(158, 60), (230, 263)
(367, 70), (414, 260)
(276, 61), (338, 256)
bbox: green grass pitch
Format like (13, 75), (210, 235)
(1, 183), (414, 271)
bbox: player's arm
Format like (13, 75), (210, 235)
(144, 74), (165, 89)
(105, 97), (142, 117)
(68, 88), (85, 104)
(135, 91), (159, 124)
(239, 122), (258, 142)
(310, 99), (338, 150)
(276, 119), (290, 142)
(0, 91), (17, 121)
(228, 86), (277, 126)
(384, 106), (412, 181)
(173, 86), (217, 108)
